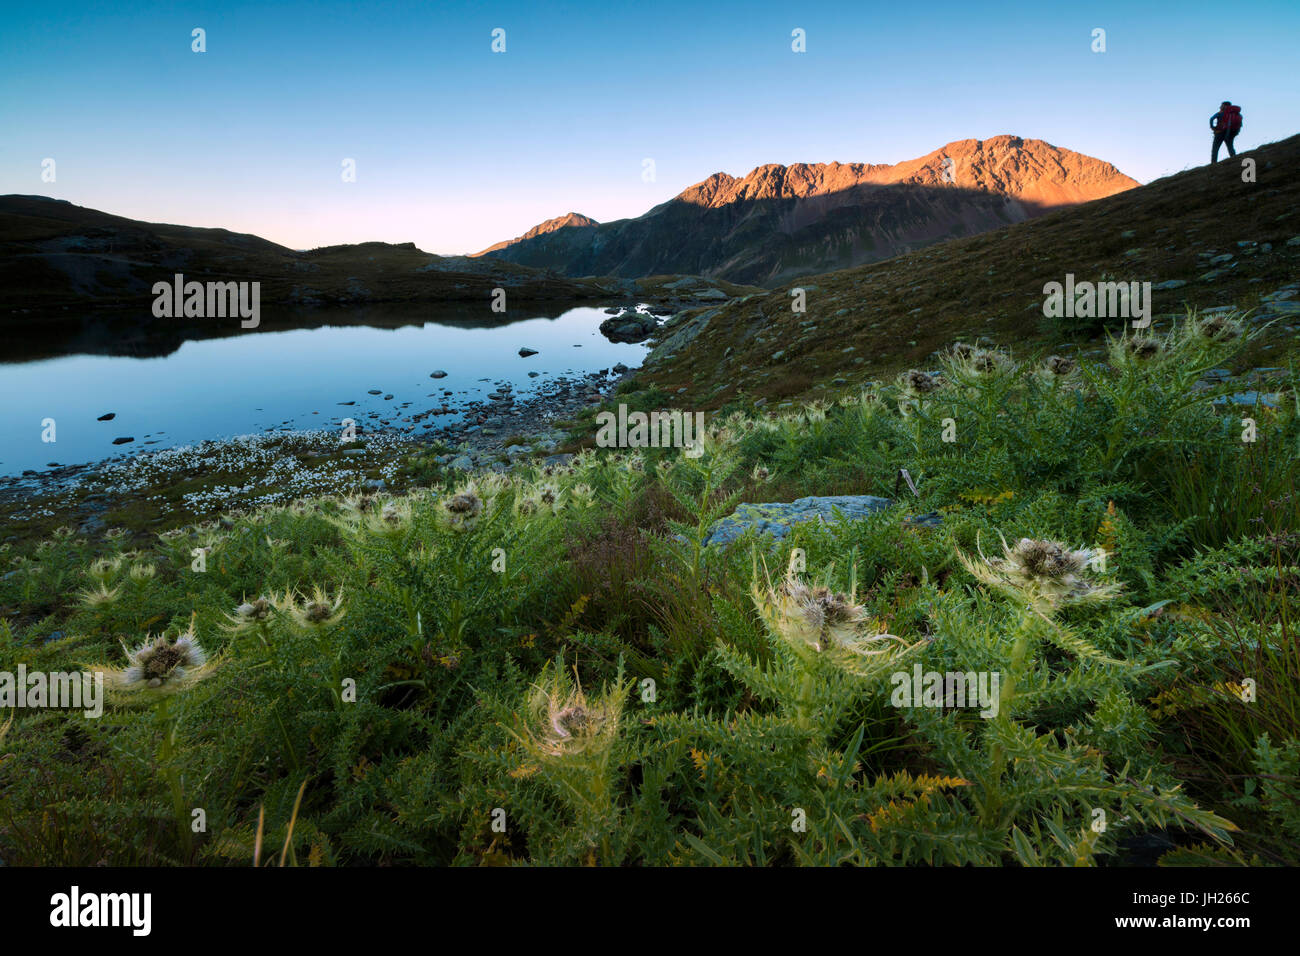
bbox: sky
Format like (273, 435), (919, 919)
(2, 0), (1297, 255)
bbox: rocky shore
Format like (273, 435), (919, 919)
(411, 363), (631, 471)
(0, 358), (637, 535)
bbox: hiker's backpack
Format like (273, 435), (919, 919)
(1220, 105), (1243, 132)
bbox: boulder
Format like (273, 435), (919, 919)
(599, 311), (657, 343)
(1214, 391), (1280, 408)
(703, 495), (899, 547)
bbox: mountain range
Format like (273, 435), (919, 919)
(474, 136), (1140, 286)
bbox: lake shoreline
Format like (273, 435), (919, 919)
(0, 360), (639, 541)
(1, 299), (669, 472)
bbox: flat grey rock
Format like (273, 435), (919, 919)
(1213, 391), (1280, 408)
(703, 494), (897, 546)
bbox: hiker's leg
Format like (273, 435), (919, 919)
(1212, 132), (1225, 163)
(1227, 132), (1237, 157)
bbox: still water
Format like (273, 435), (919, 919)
(0, 304), (648, 476)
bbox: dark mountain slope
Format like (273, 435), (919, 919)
(633, 134), (1300, 406)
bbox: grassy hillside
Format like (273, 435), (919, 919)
(637, 135), (1300, 407)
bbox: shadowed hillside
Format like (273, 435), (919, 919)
(0, 197), (764, 324)
(633, 134), (1300, 406)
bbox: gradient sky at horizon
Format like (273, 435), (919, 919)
(3, 0), (1297, 254)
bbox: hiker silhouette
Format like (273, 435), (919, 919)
(1210, 101), (1243, 163)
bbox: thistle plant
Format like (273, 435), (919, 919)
(233, 596), (273, 623)
(99, 618), (221, 860)
(1106, 328), (1169, 369)
(279, 585), (346, 629)
(942, 343), (1016, 384)
(755, 566), (878, 656)
(512, 478), (575, 519)
(533, 482), (565, 513)
(513, 491), (542, 518)
(801, 402), (828, 425)
(1182, 308), (1247, 345)
(1080, 313), (1254, 481)
(743, 552), (912, 733)
(224, 595), (276, 647)
(896, 370), (946, 449)
(76, 581), (122, 608)
(505, 658), (630, 858)
(1034, 354), (1080, 387)
(106, 624), (217, 698)
(87, 555), (123, 583)
(898, 369), (943, 404)
(952, 534), (1122, 825)
(957, 535), (1122, 614)
(333, 494), (417, 536)
(568, 482), (596, 508)
(439, 484), (486, 531)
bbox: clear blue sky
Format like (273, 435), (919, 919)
(2, 0), (1297, 254)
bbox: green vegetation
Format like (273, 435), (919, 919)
(1, 314), (1297, 866)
